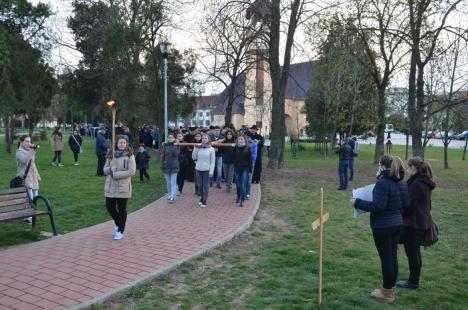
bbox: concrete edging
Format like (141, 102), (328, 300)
(71, 183), (262, 310)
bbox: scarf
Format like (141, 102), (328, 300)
(115, 149), (124, 158)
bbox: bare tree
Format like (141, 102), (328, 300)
(353, 0), (409, 163)
(404, 0), (464, 158)
(198, 0), (265, 126)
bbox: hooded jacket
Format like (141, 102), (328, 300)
(103, 149), (136, 198)
(402, 173), (436, 230)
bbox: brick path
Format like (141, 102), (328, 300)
(0, 183), (260, 310)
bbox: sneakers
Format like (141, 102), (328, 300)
(112, 226), (119, 237)
(199, 204), (206, 208)
(58, 163), (64, 167)
(198, 201), (203, 206)
(52, 162), (57, 167)
(246, 194), (250, 200)
(113, 231), (123, 240)
(74, 162), (79, 166)
(23, 217), (33, 224)
(169, 198), (174, 204)
(396, 280), (419, 289)
(176, 190), (181, 196)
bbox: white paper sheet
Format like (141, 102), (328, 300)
(352, 184), (375, 218)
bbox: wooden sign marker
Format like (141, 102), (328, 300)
(311, 188), (329, 305)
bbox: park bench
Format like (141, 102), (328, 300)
(0, 187), (57, 236)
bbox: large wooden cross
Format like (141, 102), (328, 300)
(311, 188), (330, 305)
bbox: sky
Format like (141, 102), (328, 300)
(29, 0), (468, 95)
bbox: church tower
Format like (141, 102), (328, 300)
(244, 0), (272, 135)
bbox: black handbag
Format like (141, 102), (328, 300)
(10, 160), (32, 189)
(421, 220), (439, 247)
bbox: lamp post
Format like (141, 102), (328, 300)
(160, 41), (171, 142)
(106, 99), (117, 159)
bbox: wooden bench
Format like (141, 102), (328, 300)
(0, 187), (57, 236)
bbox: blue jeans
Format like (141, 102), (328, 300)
(349, 157), (355, 180)
(338, 160), (349, 189)
(223, 163), (235, 190)
(214, 157), (223, 186)
(246, 171), (254, 196)
(53, 151), (62, 164)
(164, 173), (177, 199)
(235, 169), (249, 202)
(196, 170), (210, 204)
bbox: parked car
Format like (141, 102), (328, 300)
(436, 131), (455, 139)
(455, 131), (468, 140)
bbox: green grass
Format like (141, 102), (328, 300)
(100, 142), (467, 309)
(0, 134), (165, 247)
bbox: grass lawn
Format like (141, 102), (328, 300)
(99, 142), (467, 309)
(0, 134), (165, 247)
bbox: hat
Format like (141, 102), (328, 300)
(244, 131), (253, 138)
(250, 125), (259, 130)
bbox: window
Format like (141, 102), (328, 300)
(205, 120), (210, 126)
(205, 111), (210, 117)
(198, 112), (203, 118)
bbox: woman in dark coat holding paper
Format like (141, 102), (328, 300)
(397, 157), (436, 290)
(68, 130), (83, 166)
(351, 155), (409, 302)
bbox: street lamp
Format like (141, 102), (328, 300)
(160, 41), (171, 142)
(106, 98), (117, 159)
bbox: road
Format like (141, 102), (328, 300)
(358, 133), (467, 149)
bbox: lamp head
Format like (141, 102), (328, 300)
(106, 99), (117, 108)
(160, 42), (172, 59)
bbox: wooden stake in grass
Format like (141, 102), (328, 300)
(311, 187), (329, 305)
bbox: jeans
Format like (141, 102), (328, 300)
(96, 155), (106, 176)
(53, 151), (62, 164)
(338, 159), (349, 189)
(402, 226), (425, 285)
(349, 157), (355, 180)
(164, 173), (177, 199)
(246, 173), (252, 195)
(106, 197), (128, 233)
(28, 189), (39, 200)
(223, 163), (235, 190)
(372, 226), (402, 289)
(214, 157), (223, 186)
(196, 170), (210, 204)
(235, 169), (249, 202)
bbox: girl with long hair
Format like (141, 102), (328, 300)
(233, 135), (252, 207)
(192, 133), (215, 208)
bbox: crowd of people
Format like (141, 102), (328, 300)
(13, 123), (437, 301)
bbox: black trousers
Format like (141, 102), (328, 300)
(96, 155), (106, 176)
(402, 226), (425, 285)
(372, 226), (402, 289)
(177, 166), (185, 192)
(106, 197), (128, 233)
(139, 169), (149, 181)
(72, 151), (79, 162)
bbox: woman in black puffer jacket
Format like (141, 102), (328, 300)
(351, 155), (409, 302)
(397, 157), (436, 290)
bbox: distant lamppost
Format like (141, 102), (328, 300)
(386, 139), (393, 155)
(106, 98), (117, 159)
(160, 41), (171, 142)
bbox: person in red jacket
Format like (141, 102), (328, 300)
(398, 157), (436, 289)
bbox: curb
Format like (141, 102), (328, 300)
(71, 183), (262, 310)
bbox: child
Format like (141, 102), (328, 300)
(135, 143), (151, 182)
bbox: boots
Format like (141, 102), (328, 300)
(370, 287), (395, 302)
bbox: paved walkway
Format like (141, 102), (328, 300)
(0, 183), (260, 310)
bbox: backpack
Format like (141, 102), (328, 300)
(352, 140), (360, 155)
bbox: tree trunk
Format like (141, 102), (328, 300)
(224, 83), (236, 126)
(443, 110), (450, 169)
(462, 138), (467, 160)
(5, 116), (13, 153)
(405, 133), (409, 160)
(374, 88), (385, 164)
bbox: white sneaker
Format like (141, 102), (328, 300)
(199, 204), (206, 208)
(74, 162), (79, 166)
(112, 226), (118, 237)
(113, 231), (123, 240)
(58, 163), (64, 167)
(52, 162), (57, 166)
